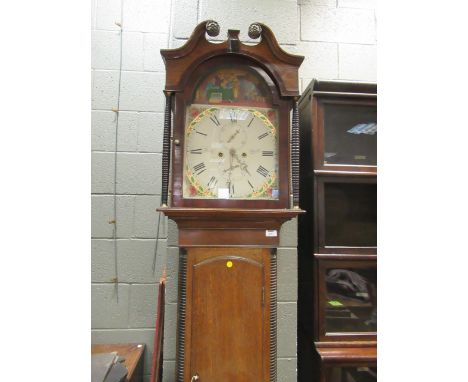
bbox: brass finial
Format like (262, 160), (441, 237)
(206, 20), (220, 37)
(248, 23), (262, 39)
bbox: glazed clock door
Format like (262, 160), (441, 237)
(184, 248), (271, 382)
(182, 63), (281, 202)
(171, 56), (293, 209)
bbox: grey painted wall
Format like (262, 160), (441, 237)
(91, 1), (376, 381)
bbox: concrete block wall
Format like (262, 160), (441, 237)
(91, 1), (376, 381)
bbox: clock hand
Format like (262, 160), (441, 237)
(227, 129), (240, 143)
(226, 148), (233, 194)
(223, 165), (240, 173)
(231, 150), (242, 164)
(231, 150), (251, 176)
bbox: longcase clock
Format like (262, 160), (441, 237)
(158, 20), (304, 382)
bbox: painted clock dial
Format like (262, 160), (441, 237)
(183, 104), (279, 200)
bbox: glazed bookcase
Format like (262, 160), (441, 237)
(298, 80), (377, 382)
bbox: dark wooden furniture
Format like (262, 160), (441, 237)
(158, 20), (304, 382)
(316, 346), (377, 382)
(91, 343), (145, 382)
(298, 80), (377, 382)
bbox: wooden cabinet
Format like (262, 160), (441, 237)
(298, 80), (377, 382)
(91, 343), (145, 382)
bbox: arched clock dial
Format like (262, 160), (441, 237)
(183, 105), (279, 200)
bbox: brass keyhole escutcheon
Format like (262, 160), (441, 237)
(191, 374), (200, 382)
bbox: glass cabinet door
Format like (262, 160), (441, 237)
(316, 257), (377, 341)
(324, 182), (377, 248)
(323, 103), (377, 167)
(317, 177), (377, 253)
(325, 267), (376, 334)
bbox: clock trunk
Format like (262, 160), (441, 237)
(182, 247), (271, 382)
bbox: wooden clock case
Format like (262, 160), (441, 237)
(158, 21), (304, 382)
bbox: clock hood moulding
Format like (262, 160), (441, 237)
(161, 20), (304, 97)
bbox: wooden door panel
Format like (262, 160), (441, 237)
(186, 248), (270, 382)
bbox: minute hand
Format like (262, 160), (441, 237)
(227, 129), (240, 143)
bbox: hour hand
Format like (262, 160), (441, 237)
(231, 150), (251, 175)
(223, 164), (240, 173)
(241, 165), (251, 176)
